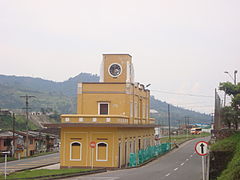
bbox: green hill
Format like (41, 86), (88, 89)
(0, 114), (38, 131)
(0, 73), (99, 113)
(150, 96), (211, 126)
(0, 73), (211, 127)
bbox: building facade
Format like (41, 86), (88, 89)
(47, 54), (156, 168)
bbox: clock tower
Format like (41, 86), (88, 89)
(100, 54), (135, 83)
(46, 54), (157, 169)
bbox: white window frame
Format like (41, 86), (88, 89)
(70, 141), (82, 161)
(98, 102), (109, 115)
(96, 142), (108, 161)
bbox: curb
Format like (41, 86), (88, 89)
(6, 168), (107, 180)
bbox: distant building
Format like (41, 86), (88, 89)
(0, 109), (12, 116)
(0, 130), (59, 158)
(31, 112), (42, 116)
(150, 109), (158, 114)
(0, 131), (24, 158)
(46, 54), (157, 168)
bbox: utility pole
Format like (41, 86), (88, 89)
(223, 87), (226, 107)
(12, 113), (15, 157)
(20, 95), (36, 157)
(177, 120), (181, 136)
(184, 116), (189, 139)
(168, 104), (171, 143)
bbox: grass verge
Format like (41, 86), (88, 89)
(211, 132), (240, 180)
(0, 169), (92, 179)
(160, 132), (210, 144)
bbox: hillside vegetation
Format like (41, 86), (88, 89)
(0, 73), (99, 113)
(150, 96), (211, 126)
(0, 115), (38, 131)
(211, 132), (240, 180)
(0, 73), (211, 127)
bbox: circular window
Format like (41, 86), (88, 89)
(108, 63), (122, 77)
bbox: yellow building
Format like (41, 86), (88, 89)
(47, 54), (156, 168)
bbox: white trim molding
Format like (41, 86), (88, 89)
(106, 118), (111, 122)
(70, 141), (82, 161)
(96, 142), (108, 162)
(98, 102), (110, 115)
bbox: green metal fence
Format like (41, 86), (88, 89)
(129, 143), (171, 167)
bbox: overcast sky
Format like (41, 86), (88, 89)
(0, 0), (240, 114)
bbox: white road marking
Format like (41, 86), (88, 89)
(190, 155), (193, 157)
(76, 177), (119, 180)
(174, 168), (178, 171)
(186, 159), (189, 161)
(165, 173), (171, 177)
(181, 163), (184, 166)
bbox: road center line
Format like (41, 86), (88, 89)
(186, 159), (189, 161)
(180, 163), (184, 166)
(174, 168), (178, 171)
(165, 173), (171, 177)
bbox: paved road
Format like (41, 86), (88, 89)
(0, 152), (59, 174)
(66, 137), (210, 180)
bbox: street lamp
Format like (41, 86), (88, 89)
(234, 70), (238, 85)
(146, 84), (151, 88)
(224, 70), (238, 85)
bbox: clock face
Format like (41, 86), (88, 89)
(109, 63), (122, 77)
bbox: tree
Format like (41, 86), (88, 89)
(219, 82), (240, 129)
(232, 94), (240, 110)
(220, 106), (235, 129)
(219, 82), (239, 97)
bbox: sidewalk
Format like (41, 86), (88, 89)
(0, 153), (59, 174)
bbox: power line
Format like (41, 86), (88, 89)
(182, 105), (213, 108)
(177, 101), (211, 105)
(151, 90), (213, 98)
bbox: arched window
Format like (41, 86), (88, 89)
(96, 142), (108, 161)
(70, 142), (82, 161)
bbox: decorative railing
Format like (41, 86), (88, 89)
(149, 118), (155, 124)
(61, 114), (129, 124)
(61, 114), (155, 125)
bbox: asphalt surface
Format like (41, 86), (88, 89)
(65, 137), (210, 180)
(0, 152), (59, 174)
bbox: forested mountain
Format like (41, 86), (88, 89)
(150, 96), (211, 126)
(0, 73), (211, 126)
(0, 73), (99, 113)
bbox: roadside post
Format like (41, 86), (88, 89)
(195, 141), (209, 180)
(90, 141), (96, 169)
(2, 151), (11, 180)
